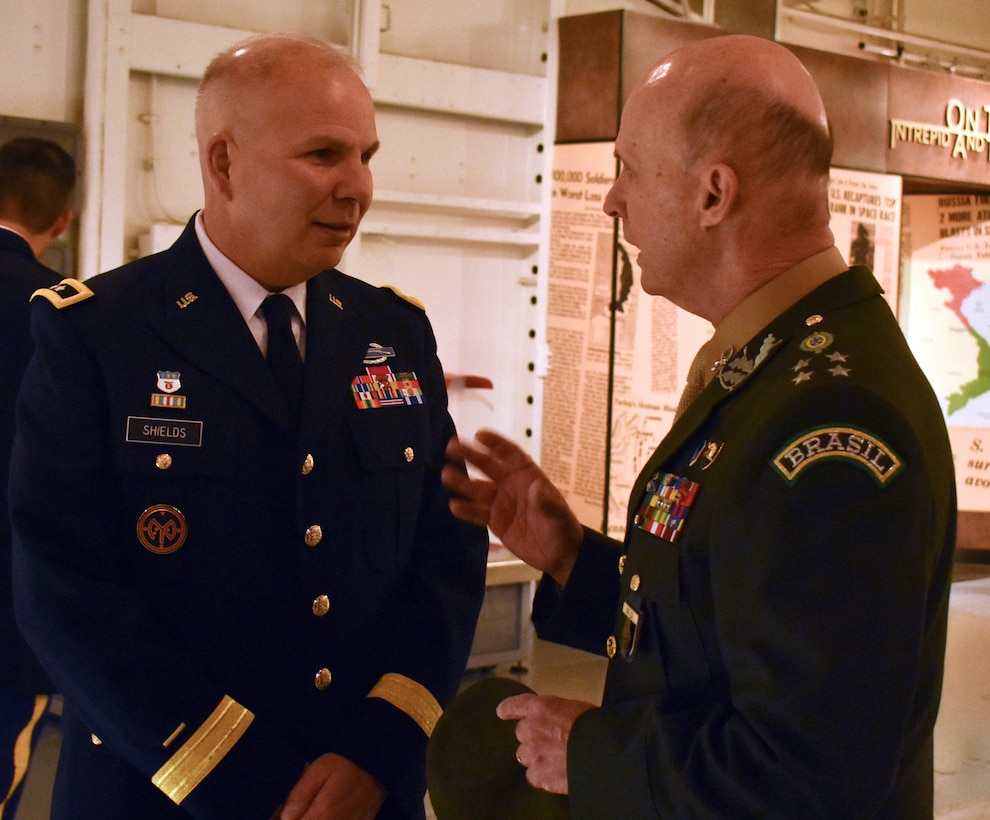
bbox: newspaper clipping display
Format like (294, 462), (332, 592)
(903, 193), (990, 511)
(827, 168), (902, 314)
(543, 142), (710, 538)
(544, 145), (907, 536)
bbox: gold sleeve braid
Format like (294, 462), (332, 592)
(368, 673), (442, 736)
(151, 695), (254, 805)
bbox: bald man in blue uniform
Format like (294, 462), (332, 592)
(10, 35), (487, 819)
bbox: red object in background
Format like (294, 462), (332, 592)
(444, 374), (493, 389)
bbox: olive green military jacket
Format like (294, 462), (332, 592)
(534, 267), (956, 818)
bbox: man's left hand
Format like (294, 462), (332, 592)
(278, 753), (386, 820)
(497, 693), (596, 795)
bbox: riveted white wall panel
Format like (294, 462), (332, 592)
(372, 107), (544, 202)
(378, 0), (549, 76)
(153, 0), (353, 44)
(351, 236), (542, 444)
(0, 0), (84, 123)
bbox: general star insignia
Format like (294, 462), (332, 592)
(791, 346), (852, 386)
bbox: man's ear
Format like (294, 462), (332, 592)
(203, 134), (234, 200)
(698, 163), (738, 228)
(50, 207), (73, 240)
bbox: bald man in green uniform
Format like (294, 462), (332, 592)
(442, 34), (955, 818)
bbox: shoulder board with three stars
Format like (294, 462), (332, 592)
(31, 278), (95, 309)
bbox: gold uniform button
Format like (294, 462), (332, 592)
(155, 453), (173, 470)
(805, 314), (824, 326)
(305, 525), (323, 547)
(630, 573), (641, 592)
(404, 447), (414, 463)
(618, 554), (626, 575)
(312, 594), (330, 617)
(315, 668), (332, 690)
(301, 454), (314, 475)
(91, 734), (102, 745)
(606, 635), (617, 658)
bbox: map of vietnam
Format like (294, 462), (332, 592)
(929, 263), (990, 415)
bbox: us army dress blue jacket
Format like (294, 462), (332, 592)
(534, 266), (956, 819)
(9, 219), (489, 818)
(1, 227), (59, 700)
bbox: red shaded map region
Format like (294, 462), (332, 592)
(930, 264), (982, 330)
(928, 264), (990, 415)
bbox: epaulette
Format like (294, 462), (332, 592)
(31, 278), (94, 309)
(384, 285), (426, 311)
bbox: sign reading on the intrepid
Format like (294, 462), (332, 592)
(890, 98), (990, 162)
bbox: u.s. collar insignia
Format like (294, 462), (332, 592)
(151, 370), (186, 408)
(329, 293), (343, 310)
(136, 504), (188, 554)
(363, 343), (396, 365)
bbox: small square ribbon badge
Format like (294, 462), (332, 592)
(351, 366), (424, 409)
(633, 472), (699, 543)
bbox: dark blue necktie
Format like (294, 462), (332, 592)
(261, 294), (303, 421)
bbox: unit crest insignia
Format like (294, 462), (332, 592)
(137, 504), (188, 554)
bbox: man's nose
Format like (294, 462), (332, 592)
(335, 158), (374, 206)
(603, 184), (621, 218)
